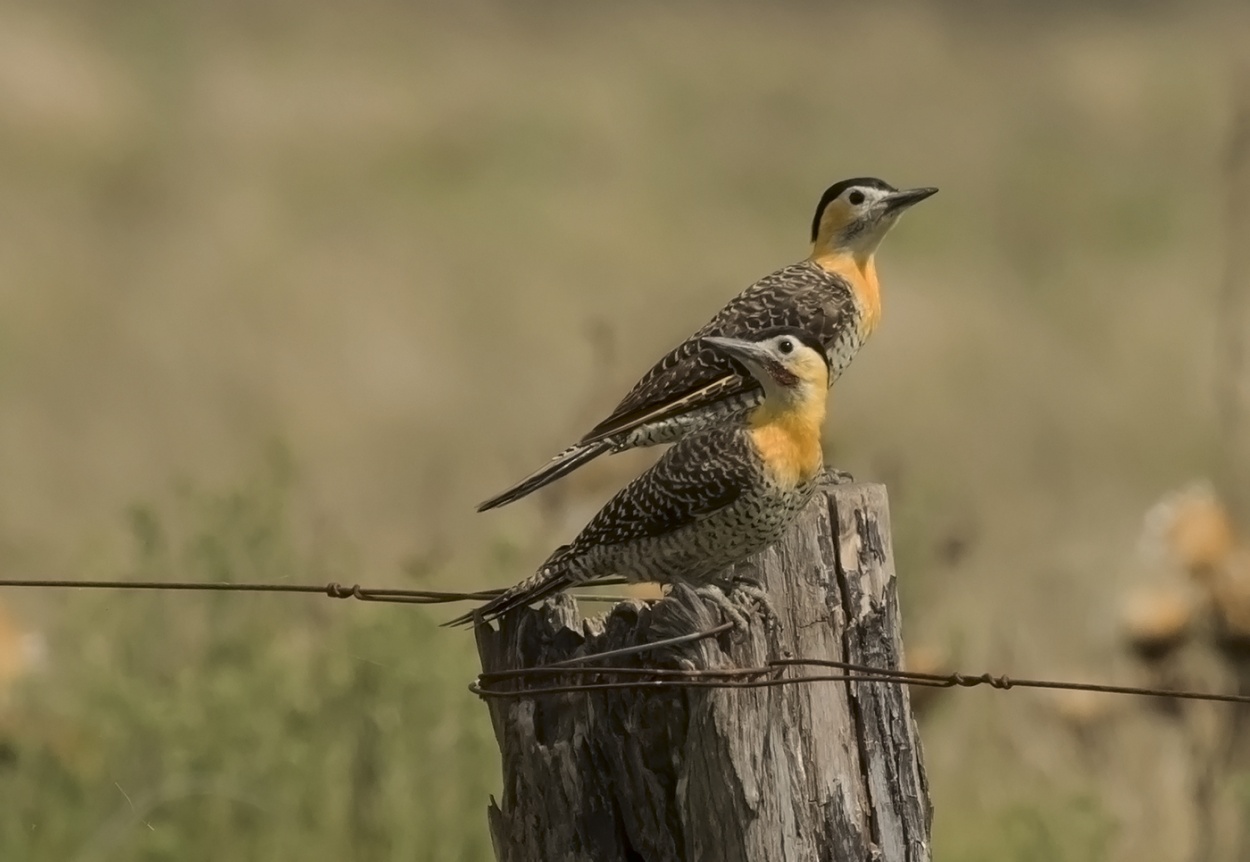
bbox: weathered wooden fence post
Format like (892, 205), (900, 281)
(472, 483), (931, 862)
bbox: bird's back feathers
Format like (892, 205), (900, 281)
(586, 262), (855, 443)
(476, 262), (857, 512)
(453, 426), (759, 626)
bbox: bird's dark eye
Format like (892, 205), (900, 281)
(848, 190), (866, 206)
(778, 338), (794, 355)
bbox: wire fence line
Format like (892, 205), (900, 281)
(3, 576), (1250, 707)
(0, 576), (631, 605)
(470, 621), (1250, 703)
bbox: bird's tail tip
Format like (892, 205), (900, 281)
(440, 609), (479, 628)
(443, 566), (572, 630)
(475, 440), (613, 513)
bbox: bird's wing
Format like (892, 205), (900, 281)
(580, 262), (853, 444)
(579, 349), (752, 445)
(569, 428), (754, 549)
(449, 433), (750, 626)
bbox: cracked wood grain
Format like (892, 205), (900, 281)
(473, 483), (931, 862)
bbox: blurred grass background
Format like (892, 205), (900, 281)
(1, 0), (1248, 859)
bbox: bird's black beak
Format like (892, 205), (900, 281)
(882, 186), (938, 214)
(702, 336), (774, 373)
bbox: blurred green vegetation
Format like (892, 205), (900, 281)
(940, 795), (1114, 862)
(0, 457), (496, 861)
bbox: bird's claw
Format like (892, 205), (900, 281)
(694, 584), (751, 639)
(818, 465), (854, 486)
(695, 580), (781, 640)
(730, 580), (781, 637)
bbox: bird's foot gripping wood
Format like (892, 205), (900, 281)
(693, 579), (781, 640)
(693, 584), (750, 636)
(818, 465), (855, 486)
(728, 577), (781, 638)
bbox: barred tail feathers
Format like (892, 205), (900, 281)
(444, 550), (576, 628)
(476, 440), (615, 512)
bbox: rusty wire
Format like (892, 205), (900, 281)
(469, 621), (1250, 705)
(0, 576), (628, 605)
(4, 576), (1250, 709)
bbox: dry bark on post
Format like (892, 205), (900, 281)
(472, 483), (931, 862)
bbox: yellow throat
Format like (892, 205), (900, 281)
(748, 393), (827, 489)
(812, 250), (881, 338)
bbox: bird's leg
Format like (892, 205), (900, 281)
(693, 583), (751, 638)
(818, 465), (854, 486)
(729, 577), (781, 638)
(693, 578), (781, 640)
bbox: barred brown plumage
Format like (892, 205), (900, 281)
(449, 328), (832, 627)
(477, 177), (936, 512)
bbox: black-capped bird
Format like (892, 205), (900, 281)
(477, 177), (936, 512)
(450, 328), (830, 627)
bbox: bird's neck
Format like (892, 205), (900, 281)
(810, 249), (881, 337)
(747, 394), (827, 488)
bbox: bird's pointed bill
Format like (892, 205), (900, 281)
(702, 336), (775, 371)
(881, 186), (939, 213)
